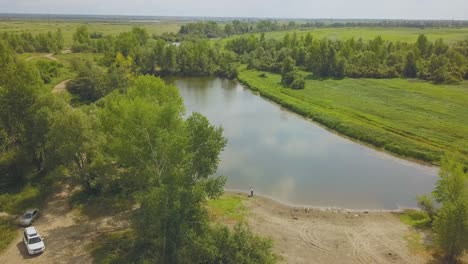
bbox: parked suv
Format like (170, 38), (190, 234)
(19, 209), (40, 226)
(23, 226), (45, 255)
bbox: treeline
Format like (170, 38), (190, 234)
(176, 20), (287, 39)
(71, 26), (238, 84)
(227, 33), (468, 85)
(0, 40), (277, 263)
(1, 30), (64, 53)
(176, 19), (468, 40)
(301, 19), (468, 28)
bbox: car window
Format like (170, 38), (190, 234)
(32, 211), (37, 216)
(24, 213), (32, 219)
(29, 237), (41, 244)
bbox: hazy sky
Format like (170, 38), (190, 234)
(1, 0), (467, 20)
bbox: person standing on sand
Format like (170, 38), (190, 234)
(249, 187), (254, 197)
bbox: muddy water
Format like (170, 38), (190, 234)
(165, 77), (438, 210)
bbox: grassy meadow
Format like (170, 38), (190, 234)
(0, 20), (182, 46)
(251, 27), (468, 43)
(238, 67), (468, 164)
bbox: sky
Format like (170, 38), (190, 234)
(1, 0), (468, 20)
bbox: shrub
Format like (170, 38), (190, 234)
(400, 210), (432, 229)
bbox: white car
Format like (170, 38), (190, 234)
(23, 226), (45, 255)
(19, 209), (40, 226)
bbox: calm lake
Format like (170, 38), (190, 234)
(165, 77), (439, 210)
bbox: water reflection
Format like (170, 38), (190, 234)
(168, 77), (439, 210)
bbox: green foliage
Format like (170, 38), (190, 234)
(0, 40), (49, 182)
(417, 195), (436, 221)
(226, 33), (468, 84)
(433, 156), (468, 203)
(403, 51), (418, 78)
(400, 210), (432, 229)
(190, 224), (277, 264)
(1, 29), (63, 53)
(35, 60), (63, 84)
(412, 156), (468, 262)
(403, 231), (427, 255)
(290, 73), (305, 89)
(66, 59), (127, 103)
(179, 21), (224, 38)
(89, 230), (135, 264)
(96, 224), (277, 264)
(432, 199), (468, 261)
(431, 156), (468, 261)
(178, 20), (282, 39)
(0, 218), (16, 253)
(91, 75), (275, 263)
(72, 26), (92, 52)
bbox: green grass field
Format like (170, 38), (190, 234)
(235, 27), (468, 43)
(207, 195), (247, 224)
(238, 67), (468, 164)
(0, 20), (182, 46)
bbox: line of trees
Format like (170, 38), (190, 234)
(227, 33), (468, 84)
(300, 19), (468, 28)
(1, 30), (63, 54)
(71, 26), (239, 81)
(177, 20), (468, 40)
(178, 20), (286, 39)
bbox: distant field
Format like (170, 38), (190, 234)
(0, 20), (182, 46)
(247, 27), (468, 43)
(238, 67), (468, 164)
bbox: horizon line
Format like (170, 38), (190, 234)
(1, 12), (467, 22)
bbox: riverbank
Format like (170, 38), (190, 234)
(237, 67), (468, 165)
(225, 192), (431, 264)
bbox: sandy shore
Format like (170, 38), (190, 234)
(228, 191), (432, 264)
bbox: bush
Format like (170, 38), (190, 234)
(0, 185), (41, 214)
(0, 219), (16, 253)
(400, 210), (432, 229)
(290, 76), (305, 89)
(417, 195), (436, 221)
(35, 60), (63, 84)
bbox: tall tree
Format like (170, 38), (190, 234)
(403, 51), (418, 78)
(432, 156), (468, 262)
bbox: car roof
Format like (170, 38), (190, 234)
(24, 226), (39, 236)
(25, 209), (38, 214)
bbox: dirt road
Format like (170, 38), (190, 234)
(0, 185), (128, 264)
(52, 79), (71, 94)
(242, 194), (428, 264)
(25, 54), (57, 62)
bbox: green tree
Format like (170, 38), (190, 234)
(432, 156), (468, 262)
(72, 26), (92, 52)
(403, 51), (418, 78)
(161, 44), (178, 74)
(281, 56), (295, 85)
(66, 62), (107, 103)
(45, 107), (98, 188)
(95, 76), (275, 263)
(417, 34), (429, 58)
(131, 27), (149, 46)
